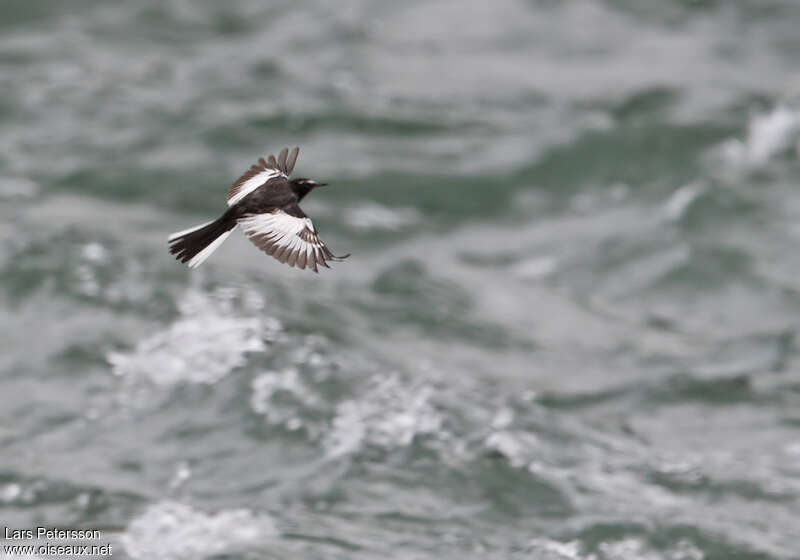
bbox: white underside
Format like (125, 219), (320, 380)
(187, 228), (235, 268)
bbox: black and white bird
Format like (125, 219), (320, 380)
(168, 147), (348, 272)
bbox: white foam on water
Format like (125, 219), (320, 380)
(122, 501), (275, 560)
(250, 368), (323, 433)
(597, 537), (704, 560)
(663, 182), (707, 222)
(525, 539), (586, 560)
(343, 202), (421, 231)
(491, 406), (514, 430)
(75, 243), (106, 297)
(524, 535), (704, 560)
(511, 255), (558, 280)
(324, 374), (444, 458)
(485, 430), (542, 469)
(81, 242), (107, 262)
(108, 291), (274, 385)
(0, 177), (39, 199)
(0, 483), (21, 504)
(718, 104), (800, 168)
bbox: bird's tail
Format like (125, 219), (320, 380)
(168, 213), (236, 268)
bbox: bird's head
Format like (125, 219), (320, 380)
(290, 177), (327, 200)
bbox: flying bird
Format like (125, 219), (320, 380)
(168, 147), (349, 272)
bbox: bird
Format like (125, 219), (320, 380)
(168, 147), (349, 272)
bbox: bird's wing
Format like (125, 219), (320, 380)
(226, 147), (300, 206)
(237, 203), (349, 272)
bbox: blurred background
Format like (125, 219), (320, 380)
(2, 0), (800, 558)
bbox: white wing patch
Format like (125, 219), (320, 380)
(227, 168), (283, 206)
(238, 211), (344, 272)
(240, 210), (314, 236)
(226, 148), (300, 207)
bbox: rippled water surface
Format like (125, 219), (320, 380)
(3, 1), (800, 558)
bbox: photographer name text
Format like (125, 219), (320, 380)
(5, 528), (101, 540)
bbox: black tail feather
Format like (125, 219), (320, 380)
(168, 214), (235, 267)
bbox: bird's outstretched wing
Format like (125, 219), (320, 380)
(226, 147), (300, 207)
(237, 202), (349, 272)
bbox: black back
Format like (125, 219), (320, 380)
(232, 175), (296, 217)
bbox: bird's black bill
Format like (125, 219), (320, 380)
(316, 182), (328, 187)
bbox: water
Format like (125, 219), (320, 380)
(2, 1), (800, 558)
